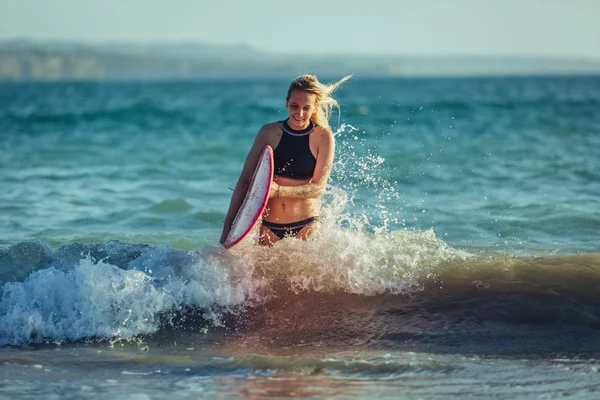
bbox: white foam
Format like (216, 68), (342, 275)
(236, 220), (468, 296)
(0, 225), (467, 346)
(0, 251), (255, 346)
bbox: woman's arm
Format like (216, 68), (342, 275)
(271, 128), (335, 200)
(220, 126), (272, 244)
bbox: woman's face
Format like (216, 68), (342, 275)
(286, 90), (317, 129)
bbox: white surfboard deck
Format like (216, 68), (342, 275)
(224, 145), (274, 249)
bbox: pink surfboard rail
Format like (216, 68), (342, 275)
(223, 145), (274, 249)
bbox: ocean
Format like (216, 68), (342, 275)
(1, 76), (600, 399)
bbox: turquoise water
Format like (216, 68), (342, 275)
(1, 76), (600, 399)
(2, 77), (599, 251)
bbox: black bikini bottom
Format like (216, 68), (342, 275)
(262, 217), (318, 239)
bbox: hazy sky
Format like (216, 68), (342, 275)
(1, 0), (599, 59)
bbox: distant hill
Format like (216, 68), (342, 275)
(1, 39), (599, 81)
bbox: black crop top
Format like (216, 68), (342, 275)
(273, 119), (317, 180)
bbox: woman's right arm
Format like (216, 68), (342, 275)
(219, 126), (272, 244)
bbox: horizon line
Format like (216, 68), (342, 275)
(1, 37), (599, 63)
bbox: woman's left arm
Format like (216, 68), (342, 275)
(274, 128), (335, 199)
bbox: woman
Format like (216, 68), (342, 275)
(220, 74), (351, 246)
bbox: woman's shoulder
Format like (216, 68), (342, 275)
(254, 121), (283, 147)
(257, 121), (283, 135)
(314, 125), (334, 139)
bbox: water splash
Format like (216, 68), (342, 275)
(332, 123), (404, 233)
(0, 246), (262, 346)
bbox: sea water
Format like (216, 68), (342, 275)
(1, 76), (600, 399)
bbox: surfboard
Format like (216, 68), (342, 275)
(224, 145), (274, 249)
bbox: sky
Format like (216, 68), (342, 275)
(1, 0), (599, 59)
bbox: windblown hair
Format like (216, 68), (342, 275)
(286, 74), (352, 130)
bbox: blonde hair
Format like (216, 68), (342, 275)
(286, 74), (352, 130)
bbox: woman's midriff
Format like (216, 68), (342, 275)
(262, 176), (319, 224)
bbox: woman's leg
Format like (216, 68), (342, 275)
(259, 224), (281, 247)
(294, 220), (318, 240)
